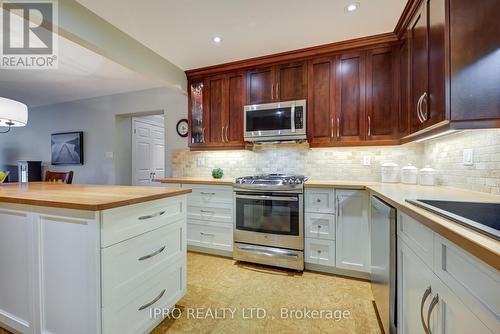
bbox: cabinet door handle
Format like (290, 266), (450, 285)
(367, 116), (371, 137)
(200, 232), (215, 236)
(221, 126), (225, 142)
(276, 82), (279, 100)
(271, 84), (275, 100)
(420, 286), (432, 333)
(225, 126), (229, 143)
(417, 93), (425, 123)
(200, 192), (215, 195)
(330, 118), (334, 138)
(336, 118), (340, 138)
(138, 289), (166, 311)
(138, 246), (166, 261)
(138, 211), (166, 221)
(200, 209), (215, 214)
(420, 92), (428, 122)
(426, 294), (439, 334)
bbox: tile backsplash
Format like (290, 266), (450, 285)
(423, 129), (500, 195)
(173, 142), (424, 181)
(173, 129), (500, 195)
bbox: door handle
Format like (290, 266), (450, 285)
(138, 289), (166, 311)
(276, 82), (279, 100)
(271, 84), (275, 100)
(221, 126), (225, 142)
(417, 93), (425, 123)
(225, 126), (229, 142)
(330, 118), (334, 138)
(420, 286), (432, 333)
(138, 211), (166, 221)
(337, 118), (340, 137)
(138, 246), (166, 261)
(426, 294), (439, 334)
(367, 116), (371, 137)
(420, 92), (428, 122)
(200, 232), (215, 237)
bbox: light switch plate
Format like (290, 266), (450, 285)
(197, 156), (206, 167)
(362, 156), (371, 166)
(463, 148), (473, 166)
(105, 152), (114, 159)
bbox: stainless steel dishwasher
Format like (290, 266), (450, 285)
(370, 195), (397, 334)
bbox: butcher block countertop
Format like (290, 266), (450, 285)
(0, 182), (191, 211)
(159, 177), (499, 270)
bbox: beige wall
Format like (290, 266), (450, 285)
(173, 129), (500, 195)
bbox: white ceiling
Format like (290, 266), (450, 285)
(76, 0), (407, 70)
(0, 10), (164, 107)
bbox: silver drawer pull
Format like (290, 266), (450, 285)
(238, 245), (299, 259)
(420, 286), (432, 333)
(200, 232), (215, 236)
(426, 294), (439, 334)
(138, 289), (166, 311)
(200, 209), (215, 214)
(200, 192), (215, 195)
(138, 246), (166, 261)
(138, 211), (166, 221)
(235, 194), (298, 202)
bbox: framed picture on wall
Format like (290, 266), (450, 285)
(51, 131), (84, 165)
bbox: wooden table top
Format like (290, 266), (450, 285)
(0, 182), (191, 211)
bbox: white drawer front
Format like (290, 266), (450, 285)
(102, 258), (185, 334)
(434, 235), (500, 332)
(397, 212), (434, 268)
(305, 238), (335, 266)
(187, 203), (232, 224)
(305, 213), (335, 240)
(305, 188), (335, 214)
(101, 196), (186, 248)
(101, 220), (185, 306)
(187, 220), (233, 251)
(183, 184), (233, 205)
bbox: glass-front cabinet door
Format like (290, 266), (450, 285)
(189, 80), (205, 145)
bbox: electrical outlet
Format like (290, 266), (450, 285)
(362, 156), (371, 166)
(463, 149), (473, 166)
(197, 156), (206, 167)
(105, 151), (114, 159)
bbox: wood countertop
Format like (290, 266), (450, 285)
(0, 182), (192, 211)
(157, 177), (235, 185)
(160, 177), (500, 269)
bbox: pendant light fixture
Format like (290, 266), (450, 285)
(0, 97), (28, 133)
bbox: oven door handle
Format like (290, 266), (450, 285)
(237, 245), (299, 259)
(235, 194), (299, 202)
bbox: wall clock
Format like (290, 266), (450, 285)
(176, 119), (189, 137)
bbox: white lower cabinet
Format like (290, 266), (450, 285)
(398, 212), (497, 334)
(181, 184), (233, 254)
(305, 238), (335, 266)
(335, 189), (370, 273)
(0, 195), (187, 334)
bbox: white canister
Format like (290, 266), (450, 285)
(419, 165), (438, 186)
(401, 164), (419, 184)
(381, 162), (400, 183)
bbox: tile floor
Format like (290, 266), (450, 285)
(0, 252), (382, 334)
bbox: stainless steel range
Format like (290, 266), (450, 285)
(233, 174), (307, 271)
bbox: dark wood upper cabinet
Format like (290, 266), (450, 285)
(366, 47), (399, 140)
(207, 76), (225, 144)
(335, 52), (366, 143)
(247, 67), (274, 104)
(399, 37), (410, 136)
(307, 57), (335, 146)
(247, 62), (307, 104)
(449, 0), (500, 123)
(408, 0), (429, 133)
(225, 72), (245, 145)
(277, 62), (307, 101)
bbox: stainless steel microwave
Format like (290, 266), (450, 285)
(243, 99), (306, 142)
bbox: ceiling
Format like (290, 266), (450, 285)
(0, 9), (164, 107)
(76, 0), (407, 70)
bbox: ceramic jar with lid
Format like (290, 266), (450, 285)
(401, 164), (419, 184)
(381, 162), (399, 183)
(419, 165), (438, 186)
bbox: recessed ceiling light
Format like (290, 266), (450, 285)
(212, 36), (222, 44)
(345, 2), (360, 12)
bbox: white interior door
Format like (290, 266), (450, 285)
(133, 118), (165, 186)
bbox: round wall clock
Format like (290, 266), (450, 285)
(176, 119), (189, 137)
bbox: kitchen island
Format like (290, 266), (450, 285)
(0, 182), (191, 334)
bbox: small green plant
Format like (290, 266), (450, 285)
(212, 168), (224, 179)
